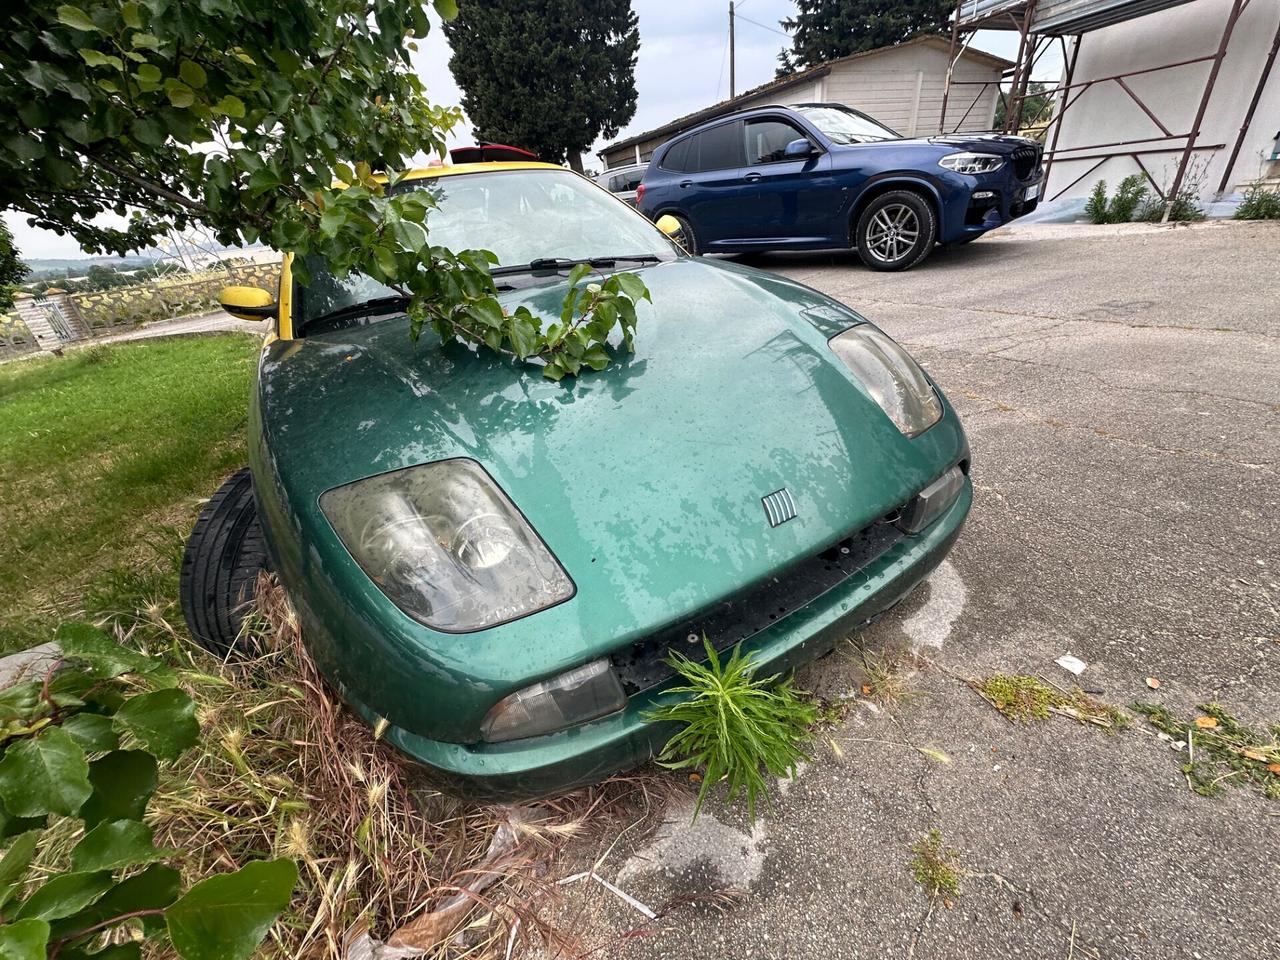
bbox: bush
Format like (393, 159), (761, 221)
(0, 622), (296, 958)
(645, 639), (817, 821)
(1235, 182), (1280, 220)
(1084, 174), (1149, 224)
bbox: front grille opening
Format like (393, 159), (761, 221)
(609, 519), (904, 695)
(1012, 145), (1040, 181)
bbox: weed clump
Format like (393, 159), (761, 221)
(1133, 701), (1280, 800)
(646, 638), (817, 821)
(1084, 174), (1148, 224)
(975, 674), (1128, 731)
(909, 828), (962, 905)
(1235, 182), (1280, 220)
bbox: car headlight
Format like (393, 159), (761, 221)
(939, 152), (1005, 174)
(480, 659), (626, 743)
(320, 459), (573, 632)
(829, 325), (942, 437)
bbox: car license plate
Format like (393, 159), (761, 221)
(1024, 182), (1040, 202)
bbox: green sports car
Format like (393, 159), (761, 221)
(184, 157), (971, 801)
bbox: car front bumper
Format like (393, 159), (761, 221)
(340, 476), (973, 801)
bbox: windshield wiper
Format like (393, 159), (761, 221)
(305, 295), (410, 330)
(492, 254), (661, 278)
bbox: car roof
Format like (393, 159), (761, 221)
(398, 161), (565, 181)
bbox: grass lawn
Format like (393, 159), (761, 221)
(0, 334), (261, 654)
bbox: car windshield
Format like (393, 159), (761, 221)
(796, 105), (901, 144)
(296, 168), (673, 332)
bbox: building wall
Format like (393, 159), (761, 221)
(825, 42), (1000, 136)
(1045, 0), (1280, 201)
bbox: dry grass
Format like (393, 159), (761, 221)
(135, 574), (674, 959)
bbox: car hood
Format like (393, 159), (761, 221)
(256, 257), (964, 662)
(840, 133), (1038, 156)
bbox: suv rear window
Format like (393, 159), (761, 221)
(661, 122), (745, 174)
(692, 121), (744, 172)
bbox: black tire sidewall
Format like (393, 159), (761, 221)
(673, 214), (699, 256)
(179, 467), (271, 658)
(855, 190), (937, 271)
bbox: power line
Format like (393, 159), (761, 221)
(736, 12), (789, 37)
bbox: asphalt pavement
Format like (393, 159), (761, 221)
(544, 220), (1279, 960)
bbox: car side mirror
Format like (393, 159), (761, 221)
(219, 285), (276, 321)
(784, 138), (817, 159)
(655, 214), (693, 254)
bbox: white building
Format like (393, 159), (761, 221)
(599, 36), (1009, 171)
(956, 0), (1280, 203)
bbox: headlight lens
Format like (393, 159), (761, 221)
(939, 152), (1005, 174)
(480, 659), (626, 743)
(320, 459), (573, 632)
(829, 326), (942, 437)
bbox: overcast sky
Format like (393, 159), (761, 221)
(7, 1), (1045, 260)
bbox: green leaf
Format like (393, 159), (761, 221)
(71, 820), (173, 872)
(77, 49), (121, 70)
(613, 272), (650, 303)
(61, 714), (119, 754)
(0, 918), (49, 959)
(120, 2), (142, 28)
(433, 0), (459, 19)
(54, 623), (159, 679)
(112, 690), (198, 762)
(566, 262), (592, 289)
(0, 801), (44, 843)
(0, 727), (91, 818)
(214, 95), (245, 118)
(13, 871), (113, 921)
(0, 831), (40, 894)
(59, 943), (140, 960)
(164, 79), (195, 108)
(178, 59), (207, 89)
(134, 63), (161, 85)
(129, 32), (161, 50)
(129, 116), (164, 147)
(582, 343), (611, 371)
(48, 864), (179, 943)
(164, 859), (298, 960)
(56, 5), (98, 32)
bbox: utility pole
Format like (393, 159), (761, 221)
(729, 1), (736, 98)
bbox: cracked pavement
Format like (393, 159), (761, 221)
(543, 221), (1279, 960)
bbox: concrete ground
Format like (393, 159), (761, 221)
(545, 221), (1279, 960)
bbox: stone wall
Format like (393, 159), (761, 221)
(1, 260), (280, 359)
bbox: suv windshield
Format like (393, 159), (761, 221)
(296, 168), (673, 332)
(795, 105), (901, 145)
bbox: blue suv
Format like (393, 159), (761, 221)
(637, 102), (1043, 271)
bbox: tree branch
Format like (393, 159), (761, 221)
(48, 908), (167, 960)
(84, 154), (211, 217)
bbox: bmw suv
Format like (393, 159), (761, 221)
(637, 102), (1043, 271)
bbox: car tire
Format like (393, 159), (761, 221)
(854, 190), (937, 272)
(179, 467), (271, 658)
(670, 214), (700, 256)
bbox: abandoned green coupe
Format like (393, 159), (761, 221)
(182, 158), (971, 800)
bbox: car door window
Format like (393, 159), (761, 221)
(693, 121), (745, 172)
(745, 119), (807, 165)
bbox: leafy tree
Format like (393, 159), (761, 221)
(1, 0), (648, 378)
(0, 221), (29, 312)
(995, 81), (1053, 133)
(776, 0), (954, 76)
(85, 263), (133, 290)
(444, 0), (639, 173)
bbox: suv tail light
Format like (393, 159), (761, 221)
(635, 182), (645, 204)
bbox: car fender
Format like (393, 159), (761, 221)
(846, 173), (949, 238)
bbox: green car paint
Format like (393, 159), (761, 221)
(248, 255), (970, 799)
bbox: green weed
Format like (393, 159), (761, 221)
(646, 638), (817, 821)
(1132, 701), (1280, 800)
(909, 828), (962, 905)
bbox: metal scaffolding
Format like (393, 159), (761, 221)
(939, 0), (1275, 221)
